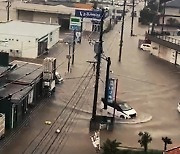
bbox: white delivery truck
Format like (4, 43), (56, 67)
(0, 113), (5, 139)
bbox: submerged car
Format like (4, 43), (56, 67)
(140, 43), (152, 51)
(55, 72), (63, 84)
(101, 100), (137, 119)
(177, 102), (180, 113)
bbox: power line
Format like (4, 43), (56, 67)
(22, 64), (93, 154)
(29, 66), (93, 154)
(45, 70), (94, 154)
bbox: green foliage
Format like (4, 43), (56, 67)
(162, 137), (172, 151)
(140, 8), (157, 24)
(102, 139), (121, 154)
(138, 132), (152, 152)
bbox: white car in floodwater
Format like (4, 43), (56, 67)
(177, 102), (180, 113)
(101, 100), (137, 119)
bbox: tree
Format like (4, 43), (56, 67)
(140, 8), (157, 24)
(101, 139), (121, 154)
(138, 131), (152, 152)
(162, 137), (172, 151)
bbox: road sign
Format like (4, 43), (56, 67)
(69, 17), (81, 31)
(107, 78), (115, 103)
(75, 9), (102, 19)
(70, 25), (81, 31)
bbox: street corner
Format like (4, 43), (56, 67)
(115, 112), (152, 124)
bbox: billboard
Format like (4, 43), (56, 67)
(107, 78), (115, 103)
(75, 9), (102, 19)
(69, 17), (81, 31)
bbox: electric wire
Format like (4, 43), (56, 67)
(31, 66), (94, 154)
(0, 62), (29, 78)
(53, 73), (94, 154)
(0, 59), (67, 102)
(21, 64), (92, 154)
(45, 70), (94, 154)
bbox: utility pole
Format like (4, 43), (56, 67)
(91, 8), (104, 121)
(104, 57), (111, 110)
(130, 0), (135, 36)
(67, 43), (71, 73)
(6, 0), (11, 21)
(161, 2), (166, 34)
(72, 30), (76, 65)
(118, 0), (126, 62)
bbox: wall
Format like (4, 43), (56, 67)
(151, 42), (180, 65)
(18, 10), (34, 21)
(0, 34), (37, 58)
(47, 28), (60, 49)
(18, 10), (59, 24)
(165, 8), (180, 16)
(159, 45), (172, 62)
(33, 12), (58, 24)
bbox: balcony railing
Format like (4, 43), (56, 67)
(146, 34), (180, 51)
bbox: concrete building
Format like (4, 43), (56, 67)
(147, 34), (180, 66)
(15, 2), (75, 30)
(0, 21), (60, 58)
(159, 0), (180, 27)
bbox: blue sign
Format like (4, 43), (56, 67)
(75, 9), (102, 19)
(70, 25), (81, 31)
(107, 78), (115, 103)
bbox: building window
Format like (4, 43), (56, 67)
(10, 49), (12, 52)
(16, 39), (19, 41)
(16, 50), (19, 53)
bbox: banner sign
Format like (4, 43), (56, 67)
(107, 78), (115, 103)
(75, 9), (102, 19)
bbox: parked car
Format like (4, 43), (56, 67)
(177, 102), (180, 113)
(100, 100), (137, 119)
(177, 29), (180, 36)
(140, 43), (152, 51)
(55, 72), (63, 84)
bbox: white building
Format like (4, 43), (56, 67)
(159, 0), (180, 26)
(150, 38), (180, 66)
(0, 21), (60, 58)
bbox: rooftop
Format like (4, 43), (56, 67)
(8, 60), (43, 84)
(0, 20), (60, 38)
(165, 146), (180, 154)
(0, 83), (32, 103)
(0, 66), (9, 76)
(14, 1), (76, 15)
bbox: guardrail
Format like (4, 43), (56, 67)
(147, 34), (180, 51)
(156, 35), (180, 45)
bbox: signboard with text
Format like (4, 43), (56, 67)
(69, 17), (81, 31)
(75, 9), (102, 19)
(107, 78), (115, 103)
